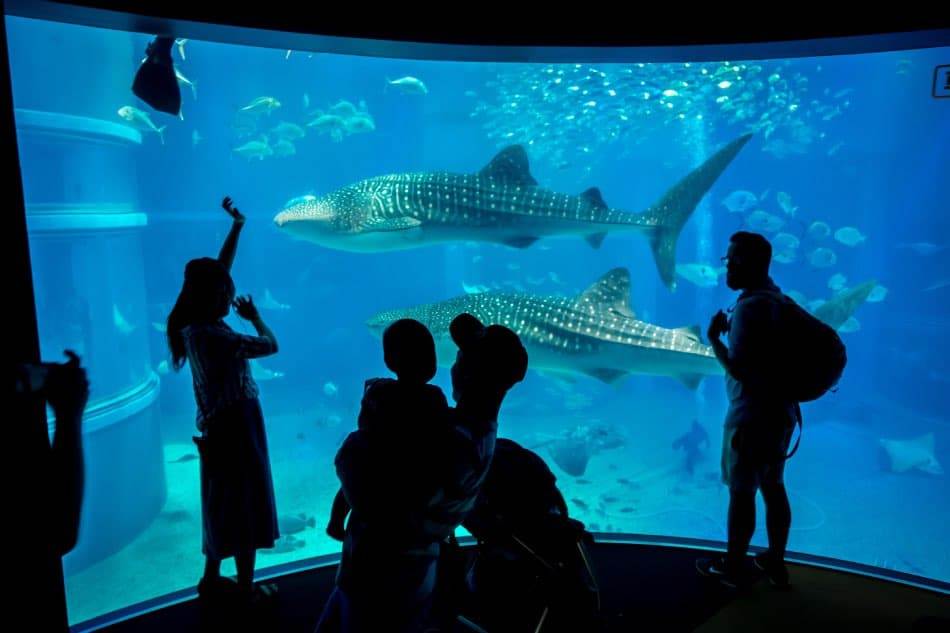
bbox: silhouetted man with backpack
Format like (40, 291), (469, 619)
(697, 231), (846, 589)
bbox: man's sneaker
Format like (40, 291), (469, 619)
(753, 552), (790, 588)
(696, 556), (741, 588)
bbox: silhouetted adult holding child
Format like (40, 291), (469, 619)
(696, 231), (799, 588)
(318, 318), (451, 632)
(166, 196), (281, 605)
(325, 318), (450, 541)
(428, 314), (530, 550)
(428, 315), (530, 627)
(317, 314), (527, 632)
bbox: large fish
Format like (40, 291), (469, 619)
(366, 268), (723, 389)
(275, 135), (752, 289)
(812, 280), (876, 331)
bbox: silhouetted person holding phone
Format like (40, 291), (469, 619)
(697, 232), (797, 588)
(166, 197), (281, 604)
(13, 350), (89, 632)
(14, 350), (90, 555)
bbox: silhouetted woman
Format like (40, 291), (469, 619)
(166, 197), (280, 604)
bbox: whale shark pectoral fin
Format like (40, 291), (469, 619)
(585, 232), (608, 249)
(362, 216), (422, 232)
(920, 457), (943, 476)
(548, 441), (591, 477)
(675, 325), (703, 343)
(674, 373), (704, 390)
(502, 235), (540, 249)
(584, 368), (629, 384)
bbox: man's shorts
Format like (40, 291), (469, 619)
(721, 423), (793, 493)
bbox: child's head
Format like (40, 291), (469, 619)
(383, 318), (437, 384)
(167, 257), (236, 370)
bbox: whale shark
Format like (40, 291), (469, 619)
(275, 135), (752, 289)
(366, 267), (723, 388)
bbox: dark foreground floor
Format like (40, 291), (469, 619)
(87, 543), (950, 632)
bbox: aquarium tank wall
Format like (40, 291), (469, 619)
(5, 14), (949, 625)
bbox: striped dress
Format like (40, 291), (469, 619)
(182, 321), (279, 559)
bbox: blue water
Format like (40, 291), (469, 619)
(7, 16), (950, 624)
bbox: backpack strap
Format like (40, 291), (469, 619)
(729, 289), (804, 461)
(785, 403), (803, 460)
(729, 288), (786, 314)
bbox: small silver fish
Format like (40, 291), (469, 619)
(387, 76), (428, 95)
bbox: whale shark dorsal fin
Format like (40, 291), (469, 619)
(574, 268), (635, 318)
(580, 187), (607, 209)
(479, 146), (537, 186)
(676, 325), (702, 342)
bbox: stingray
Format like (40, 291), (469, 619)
(879, 432), (943, 475)
(531, 424), (625, 477)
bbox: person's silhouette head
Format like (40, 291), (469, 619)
(723, 231), (771, 291)
(166, 257), (235, 370)
(383, 318), (437, 384)
(449, 313), (528, 406)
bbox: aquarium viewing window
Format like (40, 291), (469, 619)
(3, 6), (948, 627)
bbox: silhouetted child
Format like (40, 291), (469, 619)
(327, 318), (449, 541)
(167, 197), (281, 604)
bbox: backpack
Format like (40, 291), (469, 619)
(742, 289), (848, 403)
(784, 297), (847, 403)
(741, 290), (848, 458)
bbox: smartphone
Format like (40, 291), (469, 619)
(14, 363), (53, 395)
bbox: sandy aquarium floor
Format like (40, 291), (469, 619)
(64, 394), (949, 624)
(65, 410), (345, 625)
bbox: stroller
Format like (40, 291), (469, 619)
(438, 439), (603, 632)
